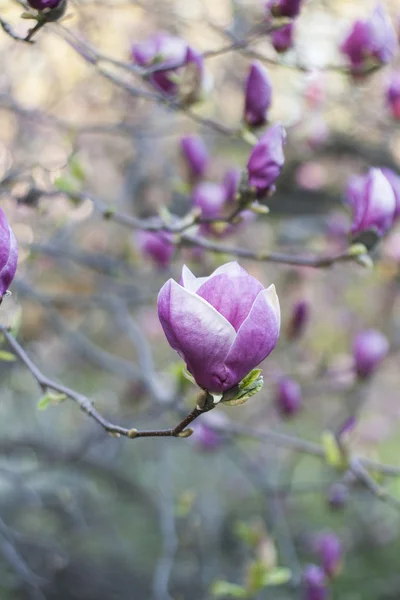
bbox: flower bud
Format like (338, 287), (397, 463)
(27, 0), (64, 9)
(275, 377), (302, 417)
(191, 422), (222, 451)
(136, 230), (174, 269)
(266, 0), (303, 19)
(244, 62), (272, 127)
(132, 34), (205, 102)
(287, 300), (309, 339)
(303, 565), (328, 600)
(327, 483), (349, 511)
(158, 262), (280, 393)
(381, 168), (400, 218)
(314, 532), (343, 578)
(192, 182), (226, 219)
(222, 168), (241, 204)
(352, 329), (389, 379)
(386, 72), (400, 120)
(0, 208), (18, 300)
(180, 135), (209, 180)
(340, 4), (397, 74)
(345, 168), (396, 237)
(246, 124), (286, 197)
(271, 23), (295, 53)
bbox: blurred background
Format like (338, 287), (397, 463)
(0, 0), (400, 598)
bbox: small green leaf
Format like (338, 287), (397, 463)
(321, 431), (347, 469)
(241, 128), (258, 146)
(53, 176), (77, 194)
(0, 350), (16, 362)
(241, 368), (262, 388)
(223, 371), (263, 406)
(211, 581), (247, 598)
(346, 243), (368, 257)
(69, 155), (86, 182)
(263, 567), (292, 587)
(37, 392), (67, 410)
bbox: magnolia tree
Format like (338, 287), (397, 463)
(0, 0), (400, 598)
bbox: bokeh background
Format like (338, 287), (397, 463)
(0, 0), (400, 598)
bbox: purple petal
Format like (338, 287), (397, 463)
(369, 4), (397, 63)
(192, 182), (226, 218)
(381, 168), (400, 218)
(180, 264), (209, 292)
(196, 270), (264, 331)
(158, 279), (236, 391)
(244, 61), (272, 127)
(0, 228), (18, 297)
(224, 285), (280, 387)
(180, 135), (209, 178)
(360, 168), (395, 235)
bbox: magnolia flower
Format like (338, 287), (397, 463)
(271, 23), (295, 53)
(0, 208), (18, 299)
(381, 167), (400, 218)
(246, 123), (286, 196)
(340, 4), (397, 74)
(352, 329), (389, 379)
(266, 0), (303, 19)
(303, 565), (328, 600)
(287, 300), (310, 339)
(244, 61), (272, 127)
(180, 135), (209, 180)
(345, 168), (396, 237)
(275, 377), (302, 416)
(192, 182), (226, 219)
(27, 0), (64, 9)
(386, 72), (400, 120)
(222, 168), (241, 204)
(136, 230), (174, 269)
(314, 532), (343, 578)
(132, 34), (205, 101)
(158, 262), (280, 393)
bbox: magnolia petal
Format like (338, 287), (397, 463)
(224, 285), (280, 387)
(158, 279), (236, 391)
(196, 271), (263, 331)
(180, 264), (208, 292)
(0, 227), (17, 297)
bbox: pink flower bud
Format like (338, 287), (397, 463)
(303, 565), (328, 600)
(276, 377), (302, 417)
(132, 34), (205, 101)
(313, 532), (343, 578)
(0, 208), (18, 299)
(327, 483), (349, 511)
(244, 62), (272, 127)
(246, 124), (286, 196)
(158, 262), (280, 393)
(271, 23), (295, 53)
(266, 0), (303, 19)
(27, 0), (63, 9)
(340, 4), (397, 74)
(386, 72), (400, 120)
(287, 300), (310, 339)
(192, 182), (226, 219)
(381, 168), (400, 218)
(191, 423), (222, 451)
(180, 135), (209, 180)
(136, 230), (174, 269)
(352, 329), (389, 379)
(222, 168), (241, 204)
(345, 168), (396, 237)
